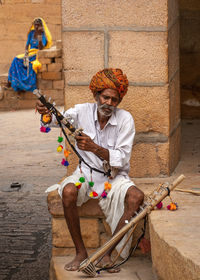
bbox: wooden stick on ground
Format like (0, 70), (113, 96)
(175, 188), (200, 196)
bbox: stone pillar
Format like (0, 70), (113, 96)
(62, 0), (180, 177)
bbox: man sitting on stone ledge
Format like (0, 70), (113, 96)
(36, 68), (144, 273)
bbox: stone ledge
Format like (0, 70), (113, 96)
(150, 175), (200, 280)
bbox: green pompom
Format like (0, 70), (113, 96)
(57, 136), (63, 143)
(79, 177), (85, 183)
(89, 181), (94, 187)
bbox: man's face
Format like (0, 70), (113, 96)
(96, 88), (120, 117)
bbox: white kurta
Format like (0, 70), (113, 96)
(48, 102), (135, 197)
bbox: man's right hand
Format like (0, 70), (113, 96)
(36, 100), (49, 114)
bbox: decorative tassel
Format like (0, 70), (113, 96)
(89, 191), (98, 198)
(75, 182), (82, 189)
(156, 202), (163, 209)
(79, 177), (85, 183)
(57, 136), (63, 143)
(101, 190), (107, 198)
(64, 149), (71, 157)
(89, 181), (94, 187)
(104, 181), (112, 191)
(167, 202), (178, 211)
(41, 114), (52, 124)
(57, 145), (63, 152)
(40, 126), (51, 133)
(61, 159), (69, 166)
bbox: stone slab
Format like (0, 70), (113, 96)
(150, 174), (200, 280)
(50, 255), (154, 280)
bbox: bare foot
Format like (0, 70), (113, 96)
(64, 253), (88, 271)
(96, 255), (121, 273)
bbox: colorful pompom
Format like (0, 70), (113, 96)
(89, 191), (98, 198)
(57, 136), (63, 143)
(75, 182), (82, 189)
(167, 202), (178, 211)
(64, 149), (71, 157)
(42, 114), (52, 124)
(101, 190), (107, 198)
(40, 126), (51, 133)
(156, 202), (163, 209)
(104, 181), (112, 191)
(61, 159), (69, 166)
(89, 181), (94, 187)
(57, 145), (63, 152)
(79, 177), (85, 183)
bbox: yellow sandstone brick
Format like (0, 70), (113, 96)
(53, 80), (64, 90)
(109, 31), (168, 83)
(62, 32), (104, 84)
(38, 48), (62, 59)
(130, 142), (169, 177)
(37, 79), (53, 90)
(62, 0), (168, 28)
(42, 72), (62, 80)
(120, 85), (169, 135)
(48, 63), (62, 72)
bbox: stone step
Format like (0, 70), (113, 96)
(149, 174), (200, 280)
(49, 255), (155, 280)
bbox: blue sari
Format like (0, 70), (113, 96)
(8, 31), (47, 92)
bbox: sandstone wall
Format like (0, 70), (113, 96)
(179, 0), (200, 118)
(62, 0), (180, 177)
(0, 0), (62, 74)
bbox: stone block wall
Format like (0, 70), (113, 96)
(62, 0), (180, 177)
(0, 0), (61, 73)
(0, 41), (64, 110)
(179, 0), (200, 118)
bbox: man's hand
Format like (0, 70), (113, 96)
(36, 100), (49, 114)
(75, 133), (96, 152)
(75, 133), (109, 161)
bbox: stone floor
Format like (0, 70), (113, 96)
(0, 109), (199, 280)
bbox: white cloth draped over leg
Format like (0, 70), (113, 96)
(46, 171), (135, 259)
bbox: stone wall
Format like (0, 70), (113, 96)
(0, 41), (64, 110)
(62, 0), (180, 177)
(0, 0), (61, 74)
(179, 0), (200, 118)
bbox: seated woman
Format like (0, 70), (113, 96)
(7, 18), (52, 92)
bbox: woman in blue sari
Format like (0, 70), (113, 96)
(8, 18), (52, 92)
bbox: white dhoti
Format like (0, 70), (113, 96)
(46, 170), (135, 259)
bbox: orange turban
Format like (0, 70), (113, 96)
(89, 68), (129, 99)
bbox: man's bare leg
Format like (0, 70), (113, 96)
(62, 183), (88, 271)
(97, 186), (144, 272)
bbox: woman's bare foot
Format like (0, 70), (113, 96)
(64, 252), (88, 271)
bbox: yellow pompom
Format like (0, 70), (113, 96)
(57, 145), (63, 152)
(32, 59), (42, 73)
(89, 192), (94, 197)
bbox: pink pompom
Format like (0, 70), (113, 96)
(156, 202), (163, 209)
